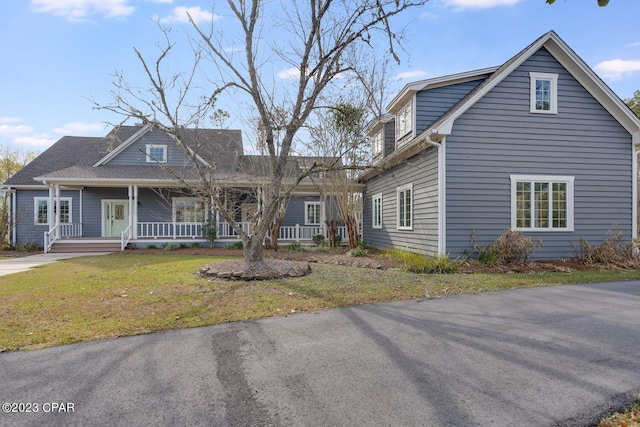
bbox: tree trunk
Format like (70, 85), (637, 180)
(325, 219), (339, 248)
(345, 215), (360, 249)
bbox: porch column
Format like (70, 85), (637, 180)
(128, 185), (133, 238)
(133, 185), (138, 239)
(48, 185), (54, 231)
(55, 184), (61, 239)
(11, 191), (16, 246)
(79, 189), (83, 236)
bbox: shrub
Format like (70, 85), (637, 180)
(349, 241), (367, 257)
(17, 242), (42, 252)
(287, 242), (304, 252)
(312, 234), (325, 247)
(191, 242), (201, 248)
(472, 230), (541, 265)
(573, 230), (639, 266)
(334, 234), (342, 247)
(224, 241), (244, 250)
(201, 216), (217, 245)
(146, 244), (157, 249)
(164, 243), (180, 251)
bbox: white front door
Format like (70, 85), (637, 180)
(103, 200), (129, 237)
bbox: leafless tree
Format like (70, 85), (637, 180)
(99, 0), (428, 265)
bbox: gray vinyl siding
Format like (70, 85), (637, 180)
(14, 189), (81, 247)
(81, 188), (129, 237)
(107, 129), (194, 167)
(281, 196), (336, 227)
(415, 79), (485, 135)
(384, 120), (396, 157)
(363, 146), (439, 254)
(445, 47), (633, 259)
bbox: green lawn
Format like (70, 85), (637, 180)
(2, 253), (640, 351)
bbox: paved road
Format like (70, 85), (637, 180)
(1, 281), (639, 427)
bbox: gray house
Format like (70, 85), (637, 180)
(2, 123), (345, 252)
(361, 31), (640, 260)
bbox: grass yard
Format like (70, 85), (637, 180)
(2, 252), (640, 351)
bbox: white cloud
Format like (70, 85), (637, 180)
(0, 118), (33, 138)
(13, 135), (58, 148)
(594, 59), (640, 80)
(53, 122), (105, 135)
(441, 0), (522, 9)
(278, 68), (301, 79)
(159, 6), (219, 24)
(420, 11), (438, 19)
(628, 42), (640, 48)
(31, 0), (135, 21)
(396, 70), (429, 80)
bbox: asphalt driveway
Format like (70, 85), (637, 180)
(1, 280), (639, 426)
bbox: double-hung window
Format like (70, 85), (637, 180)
(372, 130), (383, 159)
(397, 183), (413, 230)
(34, 197), (72, 225)
(396, 101), (413, 144)
(372, 193), (383, 229)
(146, 144), (167, 163)
(529, 72), (558, 114)
(511, 175), (574, 231)
(305, 201), (322, 225)
(173, 198), (206, 222)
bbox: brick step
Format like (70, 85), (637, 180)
(49, 242), (122, 253)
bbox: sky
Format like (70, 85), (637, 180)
(1, 0), (640, 154)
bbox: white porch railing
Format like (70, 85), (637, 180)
(134, 221), (349, 244)
(44, 223), (83, 253)
(121, 224), (132, 251)
(137, 222), (204, 239)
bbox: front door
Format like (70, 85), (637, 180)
(103, 201), (129, 237)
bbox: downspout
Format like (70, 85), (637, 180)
(633, 143), (639, 240)
(422, 130), (446, 256)
(11, 190), (16, 246)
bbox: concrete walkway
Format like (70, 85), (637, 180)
(0, 252), (112, 277)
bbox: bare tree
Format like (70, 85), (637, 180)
(0, 145), (37, 246)
(99, 0), (428, 266)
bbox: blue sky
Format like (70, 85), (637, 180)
(1, 0), (639, 153)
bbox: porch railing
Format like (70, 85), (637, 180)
(134, 221), (349, 244)
(121, 224), (132, 251)
(137, 222), (203, 239)
(44, 223), (83, 253)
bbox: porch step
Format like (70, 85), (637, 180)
(49, 241), (122, 253)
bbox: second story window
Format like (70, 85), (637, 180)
(530, 72), (558, 114)
(396, 101), (413, 144)
(372, 130), (383, 158)
(146, 144), (167, 163)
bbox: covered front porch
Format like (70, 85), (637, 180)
(43, 184), (350, 253)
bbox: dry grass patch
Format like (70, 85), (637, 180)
(3, 253), (640, 351)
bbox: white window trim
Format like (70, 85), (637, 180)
(172, 197), (207, 223)
(395, 100), (414, 144)
(510, 175), (574, 232)
(396, 183), (413, 231)
(372, 193), (383, 229)
(529, 72), (558, 114)
(146, 144), (167, 163)
(34, 197), (72, 225)
(304, 201), (322, 226)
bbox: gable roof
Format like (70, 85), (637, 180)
(429, 30), (640, 139)
(361, 31), (640, 182)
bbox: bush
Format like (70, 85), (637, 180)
(312, 234), (325, 247)
(472, 230), (541, 265)
(191, 242), (201, 248)
(201, 216), (217, 245)
(573, 230), (638, 266)
(224, 241), (244, 250)
(349, 241), (367, 257)
(334, 234), (342, 247)
(164, 243), (180, 251)
(17, 242), (42, 252)
(287, 242), (304, 252)
(146, 244), (157, 249)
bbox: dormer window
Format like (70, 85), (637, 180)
(372, 130), (383, 158)
(396, 101), (413, 144)
(530, 72), (558, 114)
(146, 144), (167, 163)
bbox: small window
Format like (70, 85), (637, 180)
(530, 72), (558, 114)
(146, 144), (167, 163)
(305, 201), (322, 225)
(173, 198), (206, 223)
(372, 193), (383, 229)
(511, 175), (574, 231)
(34, 197), (72, 225)
(396, 183), (413, 230)
(395, 101), (413, 144)
(372, 131), (383, 158)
